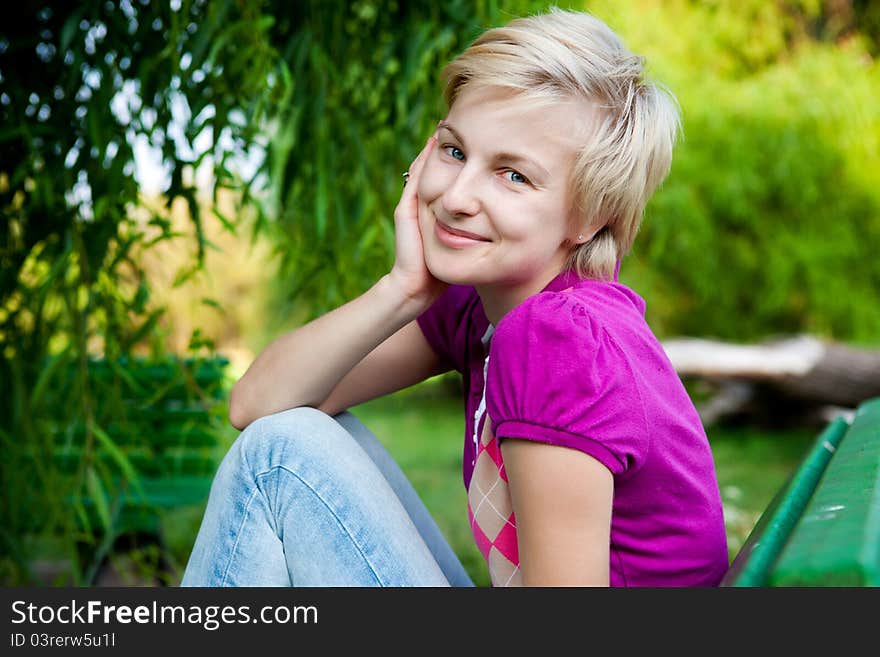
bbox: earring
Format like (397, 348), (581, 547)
(577, 234), (584, 242)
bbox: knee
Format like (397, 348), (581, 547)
(237, 406), (344, 474)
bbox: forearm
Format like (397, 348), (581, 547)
(229, 274), (426, 429)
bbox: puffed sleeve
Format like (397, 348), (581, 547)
(416, 285), (477, 374)
(486, 292), (649, 476)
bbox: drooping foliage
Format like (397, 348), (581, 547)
(0, 0), (280, 584)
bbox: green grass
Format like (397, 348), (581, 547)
(707, 424), (816, 559)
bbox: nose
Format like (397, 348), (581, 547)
(440, 166), (481, 218)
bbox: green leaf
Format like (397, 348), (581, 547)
(211, 207), (238, 236)
(84, 466), (112, 533)
(106, 356), (145, 395)
(200, 297), (223, 312)
(30, 346), (72, 409)
(90, 421), (145, 500)
(73, 496), (93, 537)
(60, 11), (84, 54)
(132, 279), (150, 313)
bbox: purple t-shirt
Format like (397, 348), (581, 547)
(416, 268), (729, 586)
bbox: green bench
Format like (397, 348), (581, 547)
(721, 396), (880, 586)
(50, 355), (232, 540)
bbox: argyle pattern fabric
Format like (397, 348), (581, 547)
(467, 344), (522, 587)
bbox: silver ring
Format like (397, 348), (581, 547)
(402, 171), (410, 186)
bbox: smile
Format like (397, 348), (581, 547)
(434, 220), (492, 248)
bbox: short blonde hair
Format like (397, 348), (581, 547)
(442, 8), (681, 280)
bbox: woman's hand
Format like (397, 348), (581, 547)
(387, 131), (448, 310)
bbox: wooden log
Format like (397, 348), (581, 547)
(662, 335), (880, 409)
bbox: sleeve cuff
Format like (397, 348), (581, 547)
(493, 419), (626, 475)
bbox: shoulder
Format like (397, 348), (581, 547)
(486, 283), (651, 472)
(491, 286), (612, 360)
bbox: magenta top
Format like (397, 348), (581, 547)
(417, 268), (729, 586)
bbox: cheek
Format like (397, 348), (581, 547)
(498, 203), (548, 240)
(502, 202), (571, 247)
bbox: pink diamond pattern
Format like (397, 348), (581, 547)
(467, 415), (522, 587)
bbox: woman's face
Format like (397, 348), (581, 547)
(417, 85), (587, 309)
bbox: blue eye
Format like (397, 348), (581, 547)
(445, 146), (465, 161)
(504, 170), (529, 185)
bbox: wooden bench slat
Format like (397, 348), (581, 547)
(769, 398), (880, 585)
(54, 421), (225, 448)
(87, 357), (229, 385)
(50, 447), (221, 477)
(69, 476), (217, 537)
(42, 356), (232, 540)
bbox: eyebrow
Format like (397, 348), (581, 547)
(438, 121), (552, 181)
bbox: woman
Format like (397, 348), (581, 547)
(182, 8), (729, 587)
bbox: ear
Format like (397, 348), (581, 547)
(565, 203), (601, 245)
(572, 225), (600, 245)
(562, 207), (583, 245)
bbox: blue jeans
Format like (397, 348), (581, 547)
(181, 407), (474, 586)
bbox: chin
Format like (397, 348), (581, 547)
(424, 251), (480, 287)
(426, 263), (470, 287)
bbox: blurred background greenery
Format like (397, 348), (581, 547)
(1, 0), (878, 586)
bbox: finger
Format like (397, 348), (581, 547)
(401, 136), (437, 200)
(410, 135), (435, 173)
(404, 136), (436, 191)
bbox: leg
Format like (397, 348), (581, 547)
(333, 411), (474, 587)
(181, 406), (467, 586)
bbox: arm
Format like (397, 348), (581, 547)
(501, 439), (614, 586)
(317, 316), (448, 417)
(229, 278), (436, 429)
(229, 132), (446, 430)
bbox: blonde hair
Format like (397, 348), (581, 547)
(442, 8), (681, 280)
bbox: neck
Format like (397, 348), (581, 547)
(477, 269), (563, 326)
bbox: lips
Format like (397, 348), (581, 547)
(436, 220), (491, 242)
